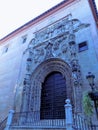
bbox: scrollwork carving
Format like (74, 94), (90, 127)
(32, 47), (46, 64)
(51, 36), (69, 61)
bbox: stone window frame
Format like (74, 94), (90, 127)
(78, 41), (88, 52)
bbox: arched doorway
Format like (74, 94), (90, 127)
(40, 71), (66, 119)
(28, 58), (73, 118)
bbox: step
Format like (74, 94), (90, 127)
(10, 126), (66, 130)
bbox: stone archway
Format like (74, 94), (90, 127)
(29, 58), (74, 116)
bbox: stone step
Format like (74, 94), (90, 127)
(10, 126), (66, 130)
(10, 119), (66, 130)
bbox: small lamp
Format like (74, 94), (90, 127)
(86, 72), (95, 91)
(86, 72), (98, 119)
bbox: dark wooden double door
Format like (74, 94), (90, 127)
(40, 72), (66, 119)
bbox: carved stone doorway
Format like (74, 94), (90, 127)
(29, 58), (74, 119)
(40, 71), (66, 119)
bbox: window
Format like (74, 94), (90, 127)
(78, 41), (88, 52)
(22, 35), (27, 43)
(3, 45), (9, 53)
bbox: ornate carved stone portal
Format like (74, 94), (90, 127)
(20, 15), (90, 115)
(29, 59), (73, 112)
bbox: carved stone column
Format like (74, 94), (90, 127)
(21, 50), (32, 112)
(22, 74), (31, 112)
(68, 32), (82, 113)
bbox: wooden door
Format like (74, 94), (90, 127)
(40, 72), (66, 119)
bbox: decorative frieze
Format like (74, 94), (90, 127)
(33, 16), (89, 45)
(26, 16), (89, 68)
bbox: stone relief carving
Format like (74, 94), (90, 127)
(28, 17), (89, 74)
(26, 16), (89, 67)
(28, 37), (69, 65)
(44, 42), (53, 59)
(71, 59), (82, 86)
(33, 16), (90, 45)
(52, 36), (69, 62)
(33, 47), (46, 63)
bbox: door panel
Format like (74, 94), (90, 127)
(40, 72), (66, 119)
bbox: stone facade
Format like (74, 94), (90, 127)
(0, 0), (98, 125)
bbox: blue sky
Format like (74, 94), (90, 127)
(0, 0), (98, 39)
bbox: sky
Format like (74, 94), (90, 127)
(0, 0), (98, 39)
